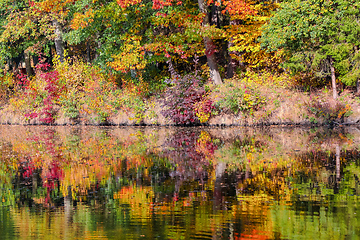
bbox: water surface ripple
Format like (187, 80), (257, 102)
(0, 125), (360, 239)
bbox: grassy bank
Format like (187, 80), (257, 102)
(0, 58), (359, 126)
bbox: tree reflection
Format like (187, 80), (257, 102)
(0, 126), (360, 239)
(162, 130), (217, 181)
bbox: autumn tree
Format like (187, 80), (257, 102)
(197, 0), (222, 84)
(0, 0), (286, 86)
(34, 0), (76, 63)
(223, 0), (281, 76)
(0, 0), (38, 74)
(64, 0), (223, 84)
(0, 0), (71, 75)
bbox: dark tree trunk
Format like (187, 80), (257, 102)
(7, 58), (13, 72)
(24, 51), (33, 76)
(86, 41), (91, 63)
(12, 53), (23, 71)
(32, 54), (38, 67)
(47, 47), (54, 66)
(226, 21), (236, 79)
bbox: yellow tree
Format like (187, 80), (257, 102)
(34, 0), (76, 62)
(223, 0), (281, 75)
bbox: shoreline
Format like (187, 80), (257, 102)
(1, 108), (359, 127)
(2, 84), (360, 128)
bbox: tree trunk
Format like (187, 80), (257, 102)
(335, 144), (340, 181)
(95, 32), (102, 61)
(86, 41), (91, 63)
(355, 46), (360, 95)
(24, 51), (33, 76)
(226, 20), (236, 79)
(214, 162), (226, 209)
(329, 57), (338, 99)
(32, 171), (37, 195)
(7, 58), (13, 72)
(198, 0), (222, 85)
(53, 19), (64, 63)
(32, 54), (38, 67)
(64, 186), (73, 239)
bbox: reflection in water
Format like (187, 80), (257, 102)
(0, 126), (360, 239)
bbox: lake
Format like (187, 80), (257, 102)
(0, 125), (359, 239)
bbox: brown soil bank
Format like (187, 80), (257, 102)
(1, 90), (360, 126)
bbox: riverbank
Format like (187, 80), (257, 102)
(1, 88), (360, 126)
(1, 60), (360, 127)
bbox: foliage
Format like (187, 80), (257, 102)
(194, 93), (215, 123)
(56, 57), (120, 123)
(261, 0), (360, 87)
(161, 74), (205, 124)
(65, 0), (216, 78)
(240, 70), (294, 89)
(56, 56), (158, 124)
(306, 92), (352, 124)
(162, 130), (217, 180)
(224, 0), (282, 69)
(161, 61), (211, 124)
(8, 56), (62, 124)
(8, 54), (121, 124)
(0, 0), (63, 69)
(31, 59), (62, 124)
(0, 73), (14, 103)
(79, 68), (119, 123)
(212, 79), (267, 115)
(116, 81), (150, 124)
(1, 0), (360, 126)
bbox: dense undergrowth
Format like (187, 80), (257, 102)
(0, 55), (357, 126)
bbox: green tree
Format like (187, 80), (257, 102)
(0, 0), (37, 74)
(0, 0), (68, 74)
(261, 0), (360, 98)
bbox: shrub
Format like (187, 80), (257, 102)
(161, 74), (204, 124)
(117, 82), (148, 123)
(240, 70), (293, 89)
(161, 60), (213, 125)
(54, 56), (119, 123)
(194, 93), (215, 123)
(58, 89), (80, 119)
(213, 80), (267, 115)
(9, 56), (63, 124)
(8, 54), (121, 124)
(307, 93), (352, 124)
(0, 73), (14, 104)
(80, 70), (119, 123)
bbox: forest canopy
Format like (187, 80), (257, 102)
(0, 0), (359, 125)
(1, 0), (358, 88)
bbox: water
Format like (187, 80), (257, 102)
(0, 125), (360, 239)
